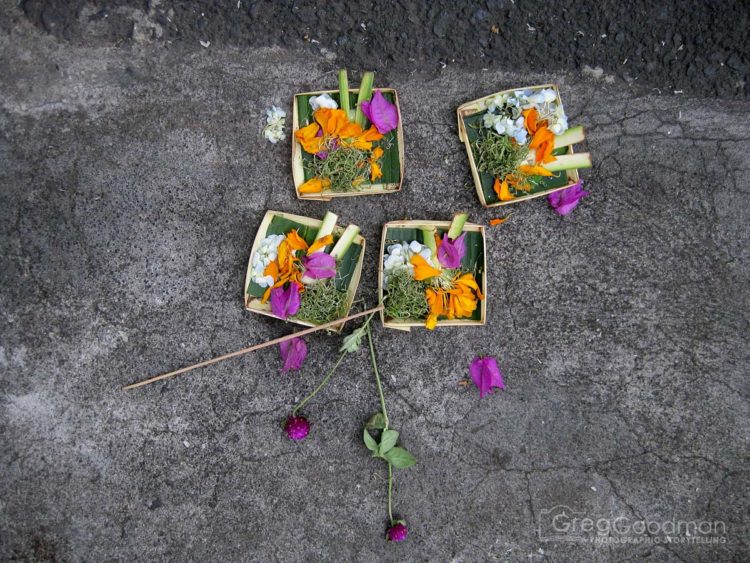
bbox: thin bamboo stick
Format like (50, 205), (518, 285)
(122, 305), (384, 391)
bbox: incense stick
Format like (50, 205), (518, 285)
(122, 305), (384, 391)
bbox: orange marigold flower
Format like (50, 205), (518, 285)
(529, 125), (556, 164)
(294, 122), (324, 154)
(410, 254), (441, 280)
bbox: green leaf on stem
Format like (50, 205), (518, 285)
(366, 412), (386, 430)
(340, 330), (364, 353)
(379, 429), (399, 455)
(383, 446), (416, 469)
(363, 428), (378, 451)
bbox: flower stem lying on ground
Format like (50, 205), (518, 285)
(361, 322), (416, 541)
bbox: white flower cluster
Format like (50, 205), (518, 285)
(309, 93), (338, 111)
(482, 88), (569, 141)
(483, 113), (528, 144)
(251, 234), (285, 287)
(382, 240), (437, 289)
(263, 106), (286, 144)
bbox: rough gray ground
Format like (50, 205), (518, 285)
(1, 6), (749, 563)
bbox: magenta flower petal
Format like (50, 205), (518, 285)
(284, 416), (310, 441)
(270, 283), (301, 319)
(359, 90), (399, 134)
(387, 522), (408, 542)
(469, 356), (505, 398)
(437, 232), (466, 269)
(302, 252), (336, 279)
(279, 337), (307, 372)
(548, 181), (589, 216)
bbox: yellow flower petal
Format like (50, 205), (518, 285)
(410, 255), (441, 281)
(518, 164), (554, 177)
(299, 177), (331, 194)
(307, 234), (334, 255)
(286, 229), (308, 252)
(494, 178), (515, 201)
(370, 160), (382, 182)
(425, 313), (438, 330)
(294, 123), (324, 154)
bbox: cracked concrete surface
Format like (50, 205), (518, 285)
(1, 8), (749, 563)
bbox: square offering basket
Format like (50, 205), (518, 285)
(378, 219), (487, 331)
(457, 83), (581, 207)
(291, 88), (405, 201)
(244, 210), (366, 332)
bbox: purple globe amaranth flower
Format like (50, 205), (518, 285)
(437, 232), (466, 269)
(360, 90), (399, 134)
(284, 416), (310, 441)
(279, 337), (307, 373)
(302, 252), (336, 279)
(387, 522), (408, 542)
(270, 283), (301, 319)
(469, 356), (505, 398)
(548, 181), (589, 216)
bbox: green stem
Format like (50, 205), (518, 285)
(387, 462), (394, 524)
(366, 324), (389, 430)
(292, 351), (347, 416)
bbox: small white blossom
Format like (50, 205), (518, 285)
(263, 106), (286, 144)
(382, 240), (438, 289)
(309, 93), (338, 111)
(251, 234), (285, 286)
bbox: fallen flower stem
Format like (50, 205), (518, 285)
(122, 304), (384, 391)
(387, 462), (394, 524)
(367, 324), (389, 430)
(292, 351), (347, 416)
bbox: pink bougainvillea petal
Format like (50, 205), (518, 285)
(279, 337), (307, 372)
(437, 232), (466, 269)
(270, 283), (301, 319)
(302, 252), (336, 279)
(469, 356), (505, 398)
(359, 90), (399, 134)
(548, 181), (589, 216)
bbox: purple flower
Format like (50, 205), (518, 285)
(437, 232), (466, 269)
(387, 522), (408, 542)
(469, 356), (505, 398)
(302, 252), (336, 279)
(548, 181), (589, 216)
(279, 337), (307, 373)
(284, 415), (310, 441)
(270, 283), (301, 319)
(360, 90), (399, 134)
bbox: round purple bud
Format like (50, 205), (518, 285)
(387, 522), (408, 542)
(284, 416), (310, 441)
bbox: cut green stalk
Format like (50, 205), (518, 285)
(330, 224), (360, 260)
(447, 213), (469, 240)
(542, 153), (592, 173)
(421, 226), (437, 256)
(354, 71), (375, 128)
(338, 69), (352, 121)
(316, 211), (338, 242)
(553, 125), (585, 148)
